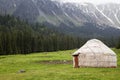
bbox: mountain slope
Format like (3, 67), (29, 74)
(0, 0), (120, 37)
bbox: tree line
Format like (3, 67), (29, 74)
(0, 15), (88, 55)
(0, 15), (120, 55)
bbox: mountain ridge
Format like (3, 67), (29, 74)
(0, 0), (120, 37)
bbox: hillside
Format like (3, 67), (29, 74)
(0, 15), (87, 55)
(0, 0), (120, 37)
(0, 49), (120, 80)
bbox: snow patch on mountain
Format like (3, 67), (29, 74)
(94, 5), (115, 25)
(115, 14), (120, 24)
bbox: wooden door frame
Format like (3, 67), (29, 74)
(73, 55), (79, 68)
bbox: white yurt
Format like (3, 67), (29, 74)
(72, 39), (117, 68)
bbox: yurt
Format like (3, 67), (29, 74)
(72, 39), (117, 68)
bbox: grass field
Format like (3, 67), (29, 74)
(0, 49), (120, 80)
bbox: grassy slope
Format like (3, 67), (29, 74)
(0, 49), (120, 80)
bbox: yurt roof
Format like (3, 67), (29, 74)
(72, 39), (116, 56)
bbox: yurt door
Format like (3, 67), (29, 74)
(73, 55), (79, 68)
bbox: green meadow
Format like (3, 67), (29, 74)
(0, 49), (120, 80)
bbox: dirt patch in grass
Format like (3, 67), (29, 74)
(35, 60), (72, 64)
(0, 56), (6, 59)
